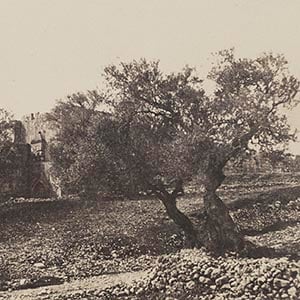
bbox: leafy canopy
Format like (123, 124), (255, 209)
(0, 108), (13, 150)
(102, 51), (299, 195)
(50, 51), (299, 197)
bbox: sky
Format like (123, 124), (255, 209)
(0, 0), (300, 153)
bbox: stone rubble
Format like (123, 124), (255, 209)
(54, 248), (299, 300)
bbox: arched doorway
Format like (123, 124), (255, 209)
(31, 178), (51, 198)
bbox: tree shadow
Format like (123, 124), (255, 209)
(0, 197), (115, 225)
(242, 242), (300, 260)
(0, 199), (80, 224)
(241, 220), (299, 236)
(227, 185), (300, 210)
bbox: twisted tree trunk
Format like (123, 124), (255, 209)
(154, 160), (244, 252)
(160, 194), (199, 248)
(202, 166), (244, 253)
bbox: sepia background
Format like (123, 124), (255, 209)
(1, 2), (300, 299)
(0, 0), (300, 153)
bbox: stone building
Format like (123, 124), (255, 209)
(0, 113), (59, 199)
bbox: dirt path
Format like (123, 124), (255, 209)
(0, 270), (149, 300)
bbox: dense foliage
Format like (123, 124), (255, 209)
(47, 92), (142, 198)
(49, 50), (299, 252)
(0, 108), (13, 151)
(0, 108), (14, 187)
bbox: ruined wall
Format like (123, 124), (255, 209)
(22, 113), (57, 160)
(22, 113), (56, 144)
(0, 144), (32, 198)
(13, 121), (26, 144)
(0, 113), (58, 199)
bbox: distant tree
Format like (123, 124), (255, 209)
(261, 150), (293, 171)
(102, 51), (299, 252)
(0, 108), (13, 150)
(0, 109), (14, 199)
(294, 155), (300, 172)
(47, 91), (103, 197)
(47, 91), (141, 198)
(0, 108), (14, 164)
(47, 92), (98, 193)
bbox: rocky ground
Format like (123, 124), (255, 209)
(0, 173), (299, 299)
(90, 248), (300, 300)
(0, 271), (149, 300)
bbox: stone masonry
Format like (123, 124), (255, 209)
(0, 113), (58, 199)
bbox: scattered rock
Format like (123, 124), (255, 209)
(96, 249), (300, 300)
(186, 280), (196, 290)
(273, 278), (290, 288)
(287, 286), (297, 297)
(215, 275), (228, 286)
(33, 262), (46, 269)
(19, 278), (28, 286)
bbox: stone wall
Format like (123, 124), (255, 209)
(22, 113), (56, 160)
(0, 113), (58, 199)
(0, 144), (32, 198)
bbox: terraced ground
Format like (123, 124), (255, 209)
(0, 173), (299, 299)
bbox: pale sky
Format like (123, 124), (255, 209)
(0, 0), (300, 153)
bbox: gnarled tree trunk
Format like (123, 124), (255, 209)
(160, 194), (199, 248)
(202, 166), (244, 253)
(155, 163), (244, 252)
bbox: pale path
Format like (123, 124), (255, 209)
(0, 270), (149, 300)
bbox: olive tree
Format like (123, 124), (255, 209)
(0, 108), (13, 165)
(47, 91), (143, 198)
(48, 51), (299, 253)
(47, 91), (105, 196)
(0, 108), (13, 150)
(102, 51), (299, 252)
(0, 109), (14, 200)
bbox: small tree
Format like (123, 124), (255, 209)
(47, 91), (104, 196)
(47, 91), (141, 198)
(0, 109), (14, 199)
(0, 108), (13, 150)
(102, 52), (299, 252)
